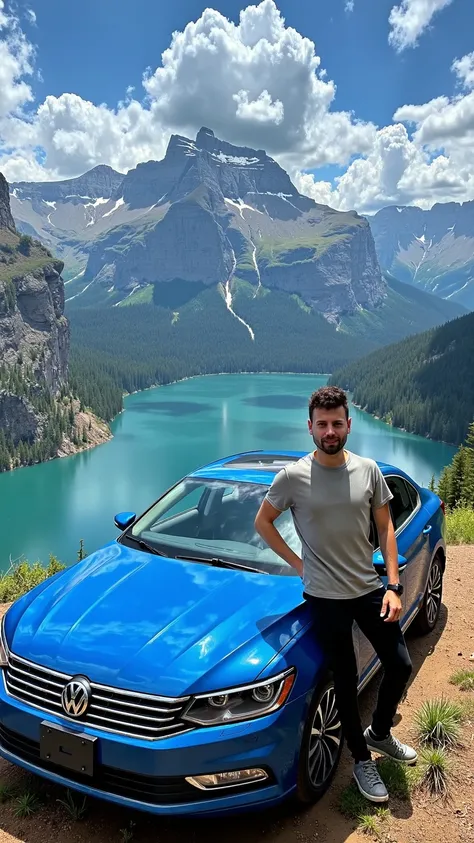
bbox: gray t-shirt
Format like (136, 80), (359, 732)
(265, 451), (393, 599)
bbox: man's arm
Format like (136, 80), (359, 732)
(373, 503), (402, 623)
(255, 500), (304, 578)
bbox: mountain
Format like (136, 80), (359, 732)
(10, 165), (125, 282)
(0, 173), (109, 471)
(11, 128), (386, 322)
(369, 202), (474, 310)
(330, 309), (474, 446)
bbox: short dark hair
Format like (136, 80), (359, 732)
(309, 386), (349, 421)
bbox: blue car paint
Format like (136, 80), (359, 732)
(0, 451), (445, 816)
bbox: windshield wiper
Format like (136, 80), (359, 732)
(175, 555), (268, 574)
(126, 536), (168, 557)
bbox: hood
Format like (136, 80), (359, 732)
(6, 543), (308, 696)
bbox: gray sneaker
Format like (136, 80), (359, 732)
(353, 760), (389, 803)
(364, 727), (418, 765)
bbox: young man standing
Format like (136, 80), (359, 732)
(255, 385), (416, 803)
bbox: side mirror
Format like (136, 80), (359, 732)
(114, 511), (136, 531)
(373, 551), (407, 575)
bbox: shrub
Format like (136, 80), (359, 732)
(414, 698), (464, 748)
(445, 508), (474, 544)
(0, 555), (65, 602)
(417, 747), (451, 796)
(450, 669), (474, 691)
(17, 234), (33, 256)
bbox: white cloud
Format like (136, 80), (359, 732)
(394, 88), (474, 147)
(233, 89), (284, 124)
(452, 51), (474, 90)
(0, 0), (376, 183)
(25, 9), (37, 26)
(143, 0), (375, 167)
(0, 0), (34, 118)
(295, 121), (473, 213)
(1, 0), (473, 215)
(345, 1), (355, 12)
(388, 0), (454, 52)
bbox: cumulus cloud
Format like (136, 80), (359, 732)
(143, 0), (375, 166)
(452, 51), (474, 90)
(295, 119), (473, 213)
(388, 0), (454, 52)
(1, 0), (474, 214)
(0, 0), (34, 118)
(0, 0), (376, 183)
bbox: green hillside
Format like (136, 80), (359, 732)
(330, 310), (474, 446)
(69, 277), (469, 430)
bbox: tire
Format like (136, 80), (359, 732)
(412, 553), (444, 636)
(295, 677), (344, 805)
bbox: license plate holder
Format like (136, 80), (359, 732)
(40, 722), (96, 777)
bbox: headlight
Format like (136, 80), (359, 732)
(0, 617), (9, 668)
(183, 668), (295, 726)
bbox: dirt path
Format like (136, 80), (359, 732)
(1, 546), (473, 843)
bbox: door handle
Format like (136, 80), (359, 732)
(423, 525), (432, 535)
(373, 552), (407, 575)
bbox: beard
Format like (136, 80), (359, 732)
(312, 431), (348, 455)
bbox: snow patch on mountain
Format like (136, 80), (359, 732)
(102, 197), (125, 218)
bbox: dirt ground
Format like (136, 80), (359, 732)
(0, 545), (473, 843)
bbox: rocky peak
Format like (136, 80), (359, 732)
(0, 173), (15, 231)
(121, 127), (301, 210)
(11, 165), (124, 205)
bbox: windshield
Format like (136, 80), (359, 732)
(124, 478), (301, 576)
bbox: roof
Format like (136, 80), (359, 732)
(189, 450), (403, 486)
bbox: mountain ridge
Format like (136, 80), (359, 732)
(368, 201), (474, 309)
(10, 127), (387, 324)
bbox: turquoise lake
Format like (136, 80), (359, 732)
(0, 374), (456, 570)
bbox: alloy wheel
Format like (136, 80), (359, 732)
(426, 560), (443, 626)
(307, 685), (342, 787)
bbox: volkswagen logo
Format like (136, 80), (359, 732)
(61, 677), (91, 717)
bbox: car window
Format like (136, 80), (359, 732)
(127, 478), (301, 576)
(385, 476), (417, 531)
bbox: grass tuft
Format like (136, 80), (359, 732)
(56, 789), (88, 820)
(119, 821), (136, 842)
(357, 814), (383, 838)
(417, 747), (451, 796)
(377, 757), (417, 798)
(339, 783), (372, 819)
(13, 791), (41, 817)
(414, 698), (464, 748)
(0, 782), (16, 803)
(449, 669), (474, 692)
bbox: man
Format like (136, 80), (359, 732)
(254, 385), (416, 803)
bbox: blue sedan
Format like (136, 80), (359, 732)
(0, 450), (446, 816)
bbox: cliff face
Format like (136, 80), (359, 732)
(0, 260), (69, 392)
(0, 175), (15, 231)
(0, 170), (70, 453)
(0, 172), (110, 467)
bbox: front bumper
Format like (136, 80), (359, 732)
(0, 674), (308, 816)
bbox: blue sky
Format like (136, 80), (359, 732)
(1, 0), (474, 211)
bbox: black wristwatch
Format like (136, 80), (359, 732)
(387, 583), (404, 596)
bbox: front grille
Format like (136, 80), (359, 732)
(5, 653), (192, 741)
(0, 724), (205, 804)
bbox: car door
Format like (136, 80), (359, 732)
(357, 474), (425, 681)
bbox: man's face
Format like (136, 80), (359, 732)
(308, 406), (351, 455)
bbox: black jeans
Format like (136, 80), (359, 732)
(304, 587), (413, 763)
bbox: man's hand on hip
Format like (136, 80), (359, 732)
(381, 589), (402, 623)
